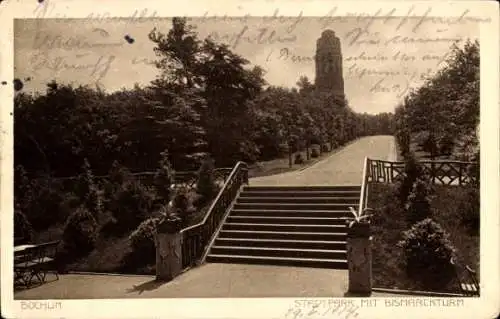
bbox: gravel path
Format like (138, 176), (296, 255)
(250, 135), (396, 186)
(15, 264), (349, 299)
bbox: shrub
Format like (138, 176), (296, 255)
(173, 187), (189, 212)
(62, 206), (98, 256)
(398, 152), (424, 204)
(104, 161), (132, 196)
(172, 187), (196, 221)
(396, 131), (410, 157)
(437, 134), (454, 156)
(75, 159), (95, 199)
(58, 192), (81, 220)
(109, 179), (155, 231)
(154, 150), (174, 201)
(460, 185), (480, 234)
(311, 148), (320, 158)
(405, 178), (434, 225)
(14, 209), (34, 244)
(461, 154), (480, 233)
(321, 144), (329, 153)
(75, 159), (103, 219)
(17, 178), (66, 230)
(129, 217), (161, 263)
(196, 156), (217, 202)
(397, 218), (456, 290)
(294, 153), (304, 164)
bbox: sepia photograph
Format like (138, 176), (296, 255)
(1, 0), (498, 318)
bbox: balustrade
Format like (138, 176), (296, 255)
(180, 162), (249, 269)
(366, 159), (477, 186)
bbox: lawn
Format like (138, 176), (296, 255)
(368, 182), (479, 293)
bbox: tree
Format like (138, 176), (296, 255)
(296, 76), (315, 95)
(154, 150), (174, 201)
(148, 18), (266, 167)
(394, 40), (479, 160)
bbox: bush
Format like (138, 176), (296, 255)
(129, 217), (161, 263)
(74, 159), (104, 220)
(109, 179), (155, 231)
(294, 153), (304, 164)
(437, 134), (454, 156)
(154, 150), (174, 201)
(17, 179), (66, 230)
(104, 161), (132, 196)
(321, 144), (329, 153)
(172, 187), (189, 213)
(75, 159), (95, 199)
(62, 206), (98, 256)
(405, 178), (434, 225)
(398, 152), (424, 204)
(459, 186), (480, 234)
(396, 131), (410, 157)
(311, 148), (320, 158)
(397, 218), (456, 290)
(196, 157), (217, 202)
(172, 187), (196, 221)
(14, 209), (34, 244)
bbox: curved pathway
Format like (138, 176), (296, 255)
(250, 135), (396, 186)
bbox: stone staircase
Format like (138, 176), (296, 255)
(206, 185), (361, 269)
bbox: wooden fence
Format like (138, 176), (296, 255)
(367, 158), (478, 186)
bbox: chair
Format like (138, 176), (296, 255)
(451, 258), (479, 297)
(460, 265), (479, 297)
(14, 241), (60, 287)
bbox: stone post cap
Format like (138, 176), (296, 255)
(346, 221), (371, 238)
(157, 214), (183, 234)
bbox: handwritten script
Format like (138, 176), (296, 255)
(21, 3), (489, 98)
(285, 299), (359, 319)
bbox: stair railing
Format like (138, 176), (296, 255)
(347, 157), (371, 225)
(180, 161), (248, 270)
(359, 157), (371, 218)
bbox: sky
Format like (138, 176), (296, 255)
(14, 16), (478, 114)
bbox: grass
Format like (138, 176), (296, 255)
(368, 182), (479, 293)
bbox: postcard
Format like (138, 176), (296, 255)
(1, 0), (498, 318)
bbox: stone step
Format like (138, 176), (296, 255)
(219, 229), (347, 241)
(241, 190), (361, 198)
(206, 254), (348, 269)
(233, 203), (358, 211)
(237, 196), (359, 204)
(230, 209), (352, 218)
(214, 237), (347, 250)
(223, 222), (346, 233)
(226, 215), (348, 225)
(210, 245), (347, 260)
(244, 185), (361, 192)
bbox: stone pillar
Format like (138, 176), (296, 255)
(346, 221), (372, 296)
(155, 217), (183, 282)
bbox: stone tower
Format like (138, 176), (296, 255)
(315, 30), (345, 98)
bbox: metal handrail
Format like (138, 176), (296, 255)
(358, 157), (370, 216)
(180, 161), (248, 233)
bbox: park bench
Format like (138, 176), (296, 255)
(459, 265), (479, 297)
(14, 241), (60, 287)
(451, 258), (479, 297)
